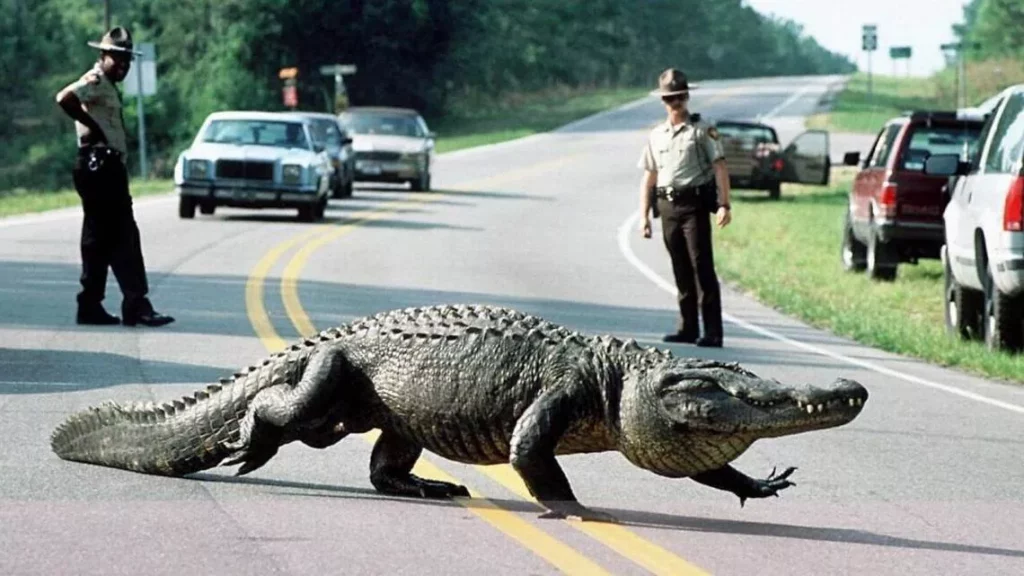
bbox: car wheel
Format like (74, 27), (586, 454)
(866, 228), (897, 281)
(982, 265), (1024, 352)
(841, 210), (866, 272)
(944, 251), (983, 340)
(179, 196), (196, 219)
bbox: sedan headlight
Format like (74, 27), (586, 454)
(282, 164), (303, 185)
(187, 159), (209, 179)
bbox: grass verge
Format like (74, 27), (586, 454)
(714, 172), (1024, 385)
(0, 86), (648, 219)
(805, 72), (947, 133)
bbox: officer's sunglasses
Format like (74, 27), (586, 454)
(661, 93), (687, 104)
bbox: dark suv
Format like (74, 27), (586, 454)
(840, 111), (985, 280)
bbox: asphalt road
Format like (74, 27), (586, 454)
(2, 74), (1023, 576)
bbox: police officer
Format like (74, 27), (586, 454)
(638, 68), (731, 348)
(55, 27), (174, 327)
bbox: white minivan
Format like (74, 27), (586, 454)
(929, 84), (1024, 352)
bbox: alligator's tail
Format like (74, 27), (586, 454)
(50, 377), (259, 477)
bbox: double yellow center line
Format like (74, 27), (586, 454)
(244, 164), (710, 575)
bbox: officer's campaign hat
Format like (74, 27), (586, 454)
(87, 27), (142, 57)
(651, 68), (698, 97)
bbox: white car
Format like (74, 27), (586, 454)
(174, 111), (333, 222)
(929, 84), (1024, 352)
(339, 106), (435, 191)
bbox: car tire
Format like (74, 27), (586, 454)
(982, 265), (1024, 353)
(179, 196), (196, 219)
(944, 251), (983, 340)
(866, 228), (897, 281)
(841, 210), (866, 272)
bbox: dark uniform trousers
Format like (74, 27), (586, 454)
(656, 186), (723, 340)
(72, 148), (154, 318)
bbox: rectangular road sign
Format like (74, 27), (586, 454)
(890, 46), (912, 59)
(122, 42), (156, 97)
(319, 64), (357, 76)
(862, 24), (877, 52)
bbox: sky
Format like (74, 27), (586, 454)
(744, 0), (970, 77)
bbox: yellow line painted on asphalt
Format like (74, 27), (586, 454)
(477, 465), (709, 576)
(245, 225), (331, 353)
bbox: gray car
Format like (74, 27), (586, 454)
(288, 111), (356, 199)
(174, 111), (333, 222)
(339, 106), (435, 191)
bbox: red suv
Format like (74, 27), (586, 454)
(840, 111), (985, 280)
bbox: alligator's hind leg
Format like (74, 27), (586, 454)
(369, 429), (470, 499)
(222, 345), (354, 475)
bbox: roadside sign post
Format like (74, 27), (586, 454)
(862, 24), (877, 107)
(319, 64), (357, 113)
(122, 42), (156, 179)
(279, 67), (299, 109)
(889, 46), (912, 77)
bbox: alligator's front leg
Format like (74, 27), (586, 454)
(510, 388), (616, 523)
(369, 429), (470, 499)
(690, 464), (797, 507)
(222, 345), (354, 475)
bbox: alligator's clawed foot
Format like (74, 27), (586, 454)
(412, 475), (471, 499)
(538, 501), (618, 523)
(221, 413), (283, 476)
(739, 466), (797, 507)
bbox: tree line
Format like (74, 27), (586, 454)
(0, 0), (855, 191)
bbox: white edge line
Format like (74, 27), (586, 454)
(617, 211), (1024, 415)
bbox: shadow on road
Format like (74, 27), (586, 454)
(0, 348), (230, 394)
(187, 472), (1024, 559)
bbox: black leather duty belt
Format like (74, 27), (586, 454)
(654, 181), (711, 200)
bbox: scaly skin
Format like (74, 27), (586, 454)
(51, 304), (868, 519)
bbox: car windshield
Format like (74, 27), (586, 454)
(900, 124), (982, 171)
(341, 112), (424, 137)
(715, 123), (778, 144)
(201, 119), (311, 150)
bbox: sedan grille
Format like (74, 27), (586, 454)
(356, 151), (402, 162)
(215, 160), (274, 181)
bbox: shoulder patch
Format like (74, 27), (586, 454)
(707, 126), (719, 140)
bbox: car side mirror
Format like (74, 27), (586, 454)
(924, 154), (964, 176)
(313, 143), (326, 153)
(842, 151), (861, 166)
(342, 137), (353, 145)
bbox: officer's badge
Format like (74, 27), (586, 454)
(708, 127), (720, 140)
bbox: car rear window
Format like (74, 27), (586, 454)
(899, 123), (982, 171)
(714, 123), (778, 144)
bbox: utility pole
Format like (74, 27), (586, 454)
(104, 0), (110, 29)
(318, 64), (358, 113)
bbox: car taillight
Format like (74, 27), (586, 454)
(1003, 176), (1024, 232)
(878, 182), (898, 217)
(772, 158), (784, 171)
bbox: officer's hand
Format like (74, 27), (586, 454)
(640, 216), (652, 239)
(716, 206), (731, 228)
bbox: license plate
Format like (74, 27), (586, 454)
(358, 161), (381, 175)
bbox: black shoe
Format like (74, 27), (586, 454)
(123, 311), (175, 327)
(76, 307), (121, 325)
(696, 336), (723, 348)
(663, 331), (698, 344)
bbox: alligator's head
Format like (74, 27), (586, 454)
(617, 359), (868, 478)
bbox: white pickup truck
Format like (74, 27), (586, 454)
(928, 84), (1024, 353)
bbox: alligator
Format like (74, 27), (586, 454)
(51, 304), (868, 520)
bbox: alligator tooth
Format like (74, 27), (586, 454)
(806, 404), (815, 414)
(797, 401), (804, 409)
(849, 398), (856, 406)
(816, 404), (824, 413)
(856, 398), (863, 406)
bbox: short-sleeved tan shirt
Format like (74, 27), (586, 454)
(637, 116), (725, 188)
(61, 64), (129, 157)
